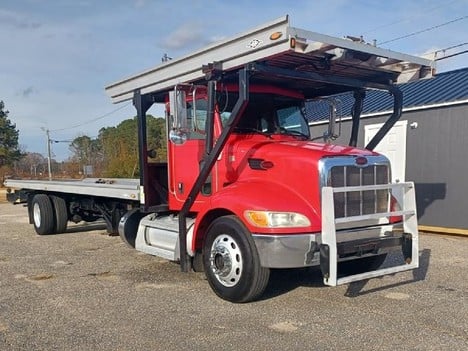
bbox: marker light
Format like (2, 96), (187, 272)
(270, 31), (283, 40)
(389, 195), (403, 224)
(290, 37), (296, 48)
(244, 211), (311, 228)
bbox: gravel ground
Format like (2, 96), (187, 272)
(0, 202), (467, 351)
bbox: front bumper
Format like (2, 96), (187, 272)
(252, 224), (405, 269)
(254, 182), (419, 288)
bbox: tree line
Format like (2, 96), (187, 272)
(68, 115), (167, 178)
(0, 99), (167, 181)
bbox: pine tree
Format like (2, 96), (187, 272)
(0, 101), (22, 166)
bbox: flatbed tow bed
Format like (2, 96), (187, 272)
(5, 178), (140, 203)
(5, 177), (142, 235)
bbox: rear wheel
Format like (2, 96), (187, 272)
(203, 216), (270, 303)
(50, 195), (68, 233)
(32, 194), (55, 235)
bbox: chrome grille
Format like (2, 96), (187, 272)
(320, 156), (391, 218)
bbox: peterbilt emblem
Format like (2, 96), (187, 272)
(355, 156), (368, 166)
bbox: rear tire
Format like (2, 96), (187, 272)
(203, 216), (270, 303)
(32, 194), (55, 235)
(50, 195), (68, 233)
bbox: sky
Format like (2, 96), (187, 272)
(1, 0), (467, 161)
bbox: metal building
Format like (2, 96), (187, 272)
(307, 67), (468, 233)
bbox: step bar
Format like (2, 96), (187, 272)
(320, 182), (419, 286)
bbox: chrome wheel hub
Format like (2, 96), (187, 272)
(33, 203), (41, 227)
(209, 234), (243, 287)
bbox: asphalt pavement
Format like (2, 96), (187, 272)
(0, 202), (467, 350)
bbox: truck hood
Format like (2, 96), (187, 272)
(228, 135), (379, 160)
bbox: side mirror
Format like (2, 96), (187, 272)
(169, 88), (188, 144)
(324, 98), (341, 142)
(192, 86), (208, 134)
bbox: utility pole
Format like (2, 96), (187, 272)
(41, 127), (52, 180)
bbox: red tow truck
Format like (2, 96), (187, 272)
(6, 16), (433, 302)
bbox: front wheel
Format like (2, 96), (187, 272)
(203, 216), (270, 303)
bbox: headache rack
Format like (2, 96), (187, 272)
(105, 15), (433, 104)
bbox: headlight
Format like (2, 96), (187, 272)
(244, 211), (311, 228)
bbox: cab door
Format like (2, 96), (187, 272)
(167, 87), (211, 211)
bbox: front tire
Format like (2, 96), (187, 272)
(203, 216), (270, 303)
(32, 194), (55, 235)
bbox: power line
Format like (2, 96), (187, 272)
(51, 102), (132, 132)
(421, 42), (468, 60)
(361, 0), (460, 35)
(379, 15), (468, 45)
(436, 49), (468, 61)
(432, 42), (468, 54)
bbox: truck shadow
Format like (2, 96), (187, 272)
(415, 183), (446, 220)
(63, 222), (107, 234)
(344, 248), (431, 297)
(261, 249), (431, 300)
(261, 267), (324, 300)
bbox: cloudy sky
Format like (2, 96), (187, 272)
(1, 0), (467, 160)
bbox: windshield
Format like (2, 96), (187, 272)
(218, 92), (310, 139)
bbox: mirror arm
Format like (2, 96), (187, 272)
(349, 89), (366, 147)
(205, 80), (216, 156)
